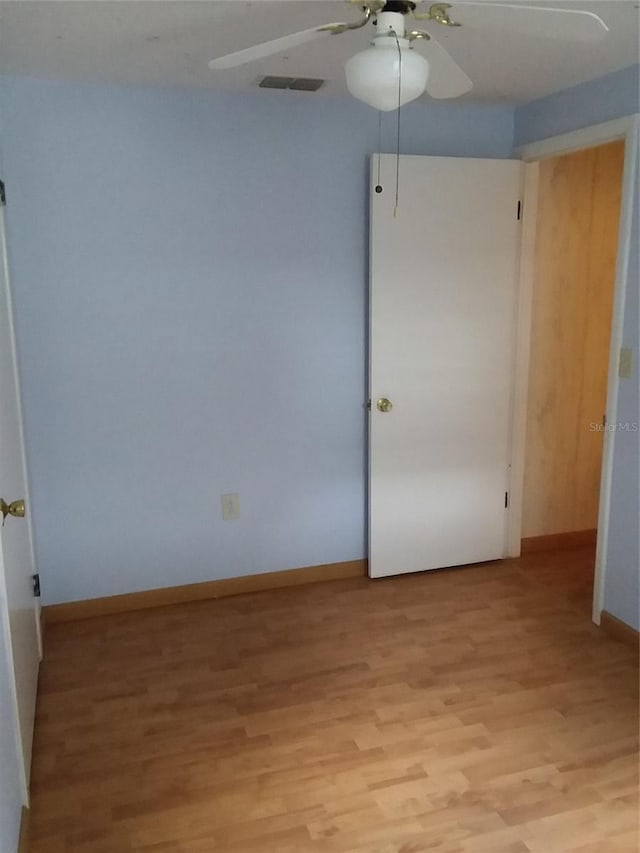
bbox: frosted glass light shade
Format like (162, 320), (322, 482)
(345, 40), (429, 111)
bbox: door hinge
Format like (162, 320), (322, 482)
(516, 200), (522, 220)
(602, 413), (607, 428)
(504, 492), (509, 509)
(0, 180), (5, 207)
(32, 573), (40, 598)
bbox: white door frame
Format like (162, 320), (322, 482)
(1, 206), (42, 662)
(0, 202), (42, 800)
(506, 113), (639, 627)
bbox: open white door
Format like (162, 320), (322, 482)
(0, 189), (41, 797)
(369, 154), (522, 578)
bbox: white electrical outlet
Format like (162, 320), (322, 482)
(221, 493), (240, 521)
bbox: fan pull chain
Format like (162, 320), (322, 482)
(376, 111), (382, 191)
(393, 33), (402, 218)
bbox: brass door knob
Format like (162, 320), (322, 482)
(0, 498), (25, 523)
(377, 398), (393, 413)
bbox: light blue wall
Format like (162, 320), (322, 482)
(0, 611), (22, 853)
(0, 77), (513, 605)
(515, 64), (640, 631)
(513, 64), (640, 147)
(3, 68), (636, 619)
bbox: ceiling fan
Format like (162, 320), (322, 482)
(207, 1), (610, 110)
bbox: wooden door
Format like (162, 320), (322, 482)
(522, 141), (625, 538)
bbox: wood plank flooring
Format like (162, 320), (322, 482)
(29, 550), (639, 852)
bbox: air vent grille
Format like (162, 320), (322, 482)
(259, 76), (324, 92)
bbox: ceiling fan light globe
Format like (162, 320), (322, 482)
(345, 40), (429, 111)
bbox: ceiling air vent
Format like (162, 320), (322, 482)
(259, 76), (324, 92)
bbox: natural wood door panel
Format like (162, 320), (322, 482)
(523, 141), (625, 538)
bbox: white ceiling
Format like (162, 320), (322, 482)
(0, 1), (638, 105)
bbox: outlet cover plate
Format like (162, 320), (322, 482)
(221, 493), (240, 521)
(619, 347), (633, 379)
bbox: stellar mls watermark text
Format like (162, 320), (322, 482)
(589, 422), (639, 432)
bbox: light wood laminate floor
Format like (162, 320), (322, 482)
(30, 549), (638, 852)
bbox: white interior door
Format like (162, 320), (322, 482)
(369, 154), (522, 579)
(0, 194), (41, 796)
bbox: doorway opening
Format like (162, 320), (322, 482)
(518, 140), (626, 616)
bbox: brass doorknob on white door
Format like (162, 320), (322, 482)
(0, 498), (25, 523)
(377, 398), (393, 413)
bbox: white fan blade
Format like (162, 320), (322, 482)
(423, 36), (473, 99)
(208, 25), (341, 70)
(452, 3), (609, 42)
